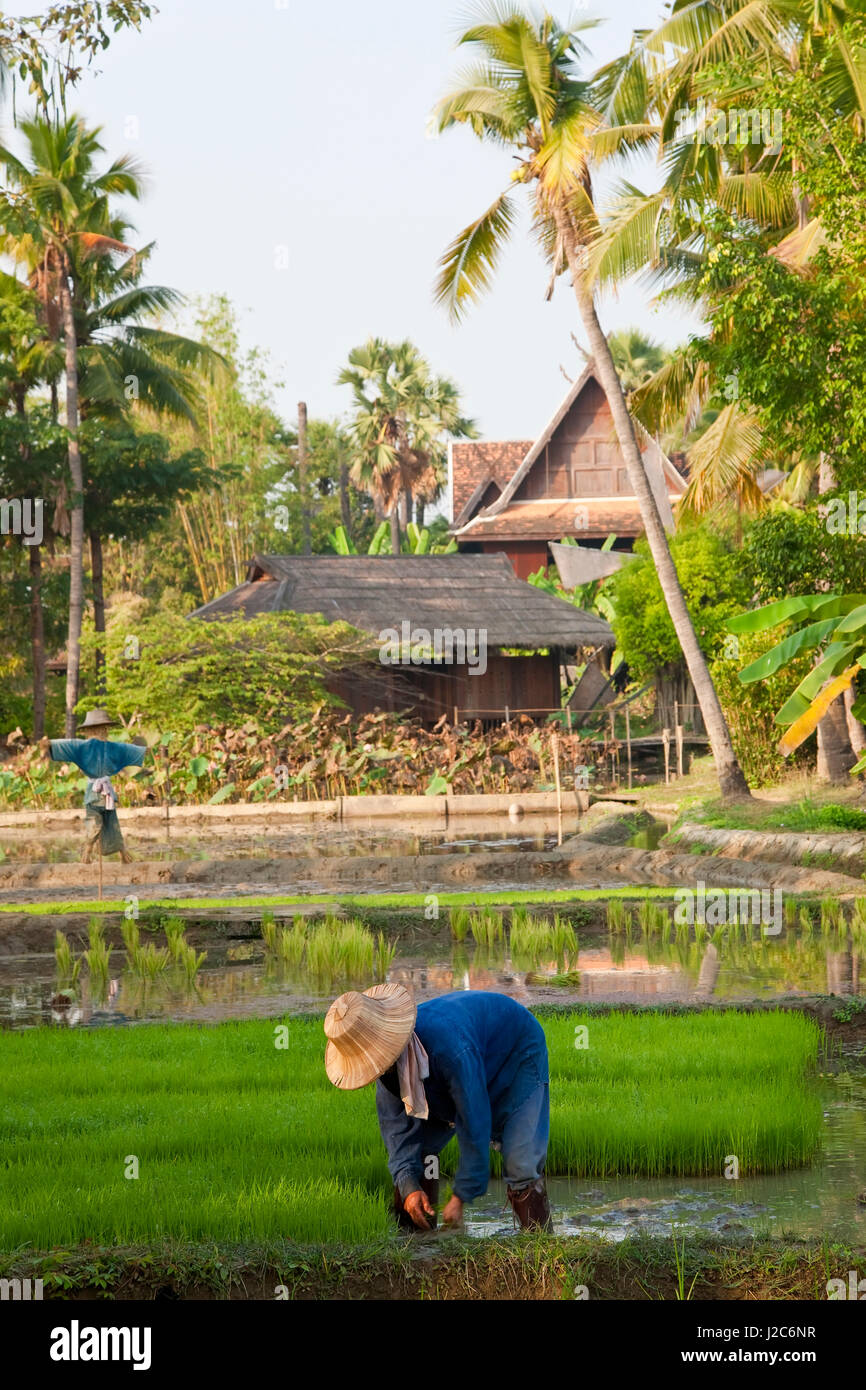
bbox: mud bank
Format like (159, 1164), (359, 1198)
(673, 823), (866, 873)
(1, 841), (861, 902)
(2, 1235), (861, 1301)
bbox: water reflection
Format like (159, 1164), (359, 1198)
(1, 926), (862, 1030)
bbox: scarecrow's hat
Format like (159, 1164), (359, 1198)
(324, 983), (416, 1090)
(77, 707), (116, 731)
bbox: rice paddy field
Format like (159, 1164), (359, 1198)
(0, 1010), (823, 1249)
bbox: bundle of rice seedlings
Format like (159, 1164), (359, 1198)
(607, 900), (629, 934)
(820, 897), (843, 934)
(121, 918), (140, 957)
(784, 897), (798, 931)
(179, 943), (207, 983)
(131, 943), (170, 979)
(54, 930), (81, 986)
(470, 909), (502, 948)
(799, 905), (813, 937)
(449, 907), (470, 941)
(260, 910), (278, 953)
(84, 917), (111, 979)
(276, 919), (306, 967)
(375, 933), (396, 980)
(163, 916), (187, 961)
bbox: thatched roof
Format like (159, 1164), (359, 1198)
(189, 553), (615, 651)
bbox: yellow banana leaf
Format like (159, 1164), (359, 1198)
(778, 665), (861, 756)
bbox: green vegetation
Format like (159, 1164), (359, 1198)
(1, 885), (684, 917)
(0, 1011), (822, 1251)
(680, 797), (866, 834)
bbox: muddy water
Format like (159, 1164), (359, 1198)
(0, 815), (575, 863)
(2, 926), (863, 1030)
(467, 1073), (866, 1244)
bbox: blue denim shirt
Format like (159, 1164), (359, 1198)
(375, 991), (548, 1203)
(50, 739), (146, 808)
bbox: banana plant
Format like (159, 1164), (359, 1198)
(728, 593), (866, 767)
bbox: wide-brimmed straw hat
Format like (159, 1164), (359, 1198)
(78, 707), (116, 731)
(324, 983), (416, 1090)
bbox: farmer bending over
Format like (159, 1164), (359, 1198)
(324, 987), (552, 1231)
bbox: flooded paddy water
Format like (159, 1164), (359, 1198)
(2, 807), (865, 1253)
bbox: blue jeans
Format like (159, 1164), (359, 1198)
(496, 1080), (550, 1192)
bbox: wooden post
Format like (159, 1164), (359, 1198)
(625, 703), (632, 790)
(298, 401), (311, 555)
(551, 733), (562, 815)
(662, 727), (671, 785)
(676, 722), (684, 780)
(164, 745), (171, 843)
(609, 709), (617, 788)
(453, 705), (458, 727)
(98, 832), (103, 902)
(505, 704), (510, 728)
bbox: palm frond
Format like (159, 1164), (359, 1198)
(435, 189), (517, 321)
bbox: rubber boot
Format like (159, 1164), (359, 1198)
(394, 1175), (439, 1231)
(507, 1178), (553, 1232)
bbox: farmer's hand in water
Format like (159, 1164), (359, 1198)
(404, 1190), (435, 1230)
(442, 1195), (463, 1227)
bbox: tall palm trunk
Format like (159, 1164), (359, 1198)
(339, 462), (352, 535)
(816, 454), (857, 781)
(389, 507), (401, 555)
(90, 531), (107, 697)
(29, 539), (46, 739)
(555, 209), (750, 799)
(59, 255), (84, 736)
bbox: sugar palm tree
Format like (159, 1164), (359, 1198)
(433, 4), (750, 798)
(339, 338), (476, 554)
(0, 115), (143, 734)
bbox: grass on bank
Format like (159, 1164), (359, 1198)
(0, 885), (761, 917)
(0, 1011), (822, 1250)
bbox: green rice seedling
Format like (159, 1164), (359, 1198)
(470, 909), (502, 948)
(179, 943), (207, 984)
(449, 906), (470, 941)
(693, 920), (707, 946)
(0, 1010), (822, 1250)
(799, 905), (813, 937)
(163, 915), (187, 960)
(784, 897), (798, 931)
(305, 919), (375, 980)
(375, 933), (396, 980)
(131, 943), (170, 979)
(852, 897), (866, 931)
(121, 917), (140, 957)
(54, 930), (81, 986)
(710, 924), (726, 950)
(606, 899), (629, 933)
(260, 910), (278, 953)
(552, 913), (577, 961)
(276, 919), (306, 968)
(820, 897), (843, 934)
(84, 917), (111, 979)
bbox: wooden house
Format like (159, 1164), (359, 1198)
(189, 553), (615, 723)
(450, 365), (686, 579)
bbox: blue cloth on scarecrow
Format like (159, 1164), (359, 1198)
(50, 739), (146, 855)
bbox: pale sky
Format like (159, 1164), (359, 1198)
(4, 0), (699, 443)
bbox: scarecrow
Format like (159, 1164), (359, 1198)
(45, 708), (147, 864)
(324, 986), (552, 1231)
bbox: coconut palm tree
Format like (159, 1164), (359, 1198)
(592, 0), (866, 780)
(433, 4), (750, 798)
(0, 115), (143, 734)
(607, 327), (669, 395)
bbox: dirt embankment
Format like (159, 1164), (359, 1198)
(1, 841), (862, 904)
(2, 1235), (861, 1301)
